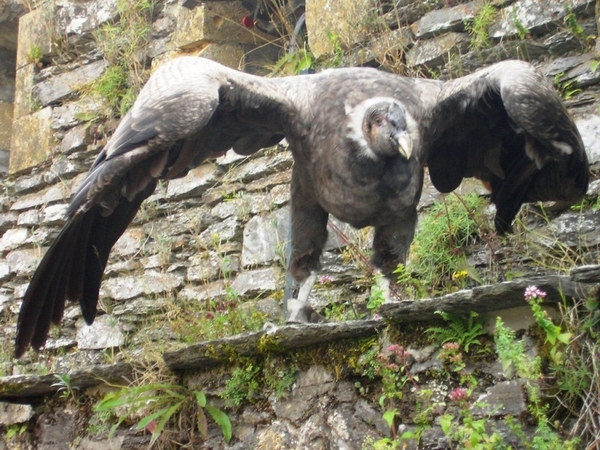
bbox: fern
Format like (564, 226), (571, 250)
(426, 311), (486, 352)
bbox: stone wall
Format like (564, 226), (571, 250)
(0, 0), (599, 448)
(0, 0), (24, 174)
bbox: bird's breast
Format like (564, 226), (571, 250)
(314, 154), (422, 228)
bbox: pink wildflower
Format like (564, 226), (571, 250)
(318, 275), (333, 284)
(449, 387), (468, 402)
(387, 344), (411, 359)
(449, 354), (463, 364)
(386, 363), (400, 372)
(387, 344), (404, 354)
(524, 286), (547, 302)
(442, 342), (460, 351)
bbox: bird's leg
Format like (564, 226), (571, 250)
(372, 211), (417, 303)
(372, 269), (392, 303)
(286, 271), (321, 323)
(297, 270), (317, 304)
(284, 179), (329, 324)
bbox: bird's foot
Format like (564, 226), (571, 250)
(263, 321), (278, 333)
(374, 270), (393, 303)
(285, 271), (326, 324)
(286, 299), (326, 324)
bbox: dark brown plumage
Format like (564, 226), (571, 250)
(15, 57), (588, 356)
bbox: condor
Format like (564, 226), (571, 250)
(15, 57), (588, 356)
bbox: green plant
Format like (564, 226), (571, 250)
(438, 341), (466, 372)
(94, 382), (231, 445)
(550, 297), (600, 444)
(81, 64), (132, 117)
(525, 286), (571, 364)
(570, 194), (600, 212)
(553, 72), (582, 100)
(6, 423), (27, 440)
(409, 193), (489, 295)
(168, 295), (268, 344)
(511, 7), (530, 39)
(26, 89), (42, 113)
(86, 408), (114, 436)
(494, 295), (580, 449)
(440, 409), (506, 449)
(361, 435), (401, 449)
(323, 31), (345, 68)
(270, 48), (315, 76)
(85, 0), (153, 117)
(392, 264), (426, 299)
(222, 363), (262, 407)
(264, 362), (297, 398)
(0, 339), (14, 377)
(322, 298), (361, 321)
(361, 344), (418, 438)
(465, 2), (496, 50)
(563, 6), (593, 48)
(52, 373), (80, 401)
(367, 273), (388, 311)
(494, 316), (538, 380)
(26, 44), (43, 64)
(426, 310), (486, 353)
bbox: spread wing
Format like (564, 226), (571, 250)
(425, 60), (589, 233)
(15, 57), (294, 357)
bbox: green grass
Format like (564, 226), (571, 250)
(82, 0), (153, 117)
(465, 2), (497, 50)
(408, 193), (490, 296)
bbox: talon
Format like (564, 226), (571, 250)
(286, 299), (326, 324)
(285, 271), (327, 323)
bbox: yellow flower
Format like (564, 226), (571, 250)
(452, 270), (468, 281)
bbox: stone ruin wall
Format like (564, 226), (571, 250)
(0, 0), (599, 448)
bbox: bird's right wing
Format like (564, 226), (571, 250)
(15, 57), (294, 357)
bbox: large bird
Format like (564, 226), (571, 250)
(14, 57), (588, 356)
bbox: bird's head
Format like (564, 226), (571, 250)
(347, 98), (414, 161)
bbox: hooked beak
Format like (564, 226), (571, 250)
(393, 131), (413, 160)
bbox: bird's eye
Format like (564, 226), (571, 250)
(373, 115), (384, 126)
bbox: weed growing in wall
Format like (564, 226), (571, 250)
(550, 296), (600, 442)
(409, 193), (491, 295)
(167, 296), (269, 344)
(510, 7), (530, 40)
(364, 287), (583, 449)
(492, 287), (579, 449)
(553, 72), (582, 100)
(221, 357), (298, 407)
(81, 0), (154, 117)
(94, 379), (232, 445)
(426, 310), (487, 353)
(562, 6), (594, 49)
(465, 2), (496, 50)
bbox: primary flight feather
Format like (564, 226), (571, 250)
(15, 57), (588, 356)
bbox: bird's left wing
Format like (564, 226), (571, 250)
(424, 60), (589, 233)
(15, 57), (294, 357)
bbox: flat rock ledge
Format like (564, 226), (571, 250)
(0, 362), (135, 399)
(2, 265), (599, 399)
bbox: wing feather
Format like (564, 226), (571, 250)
(15, 57), (295, 356)
(426, 60), (588, 233)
